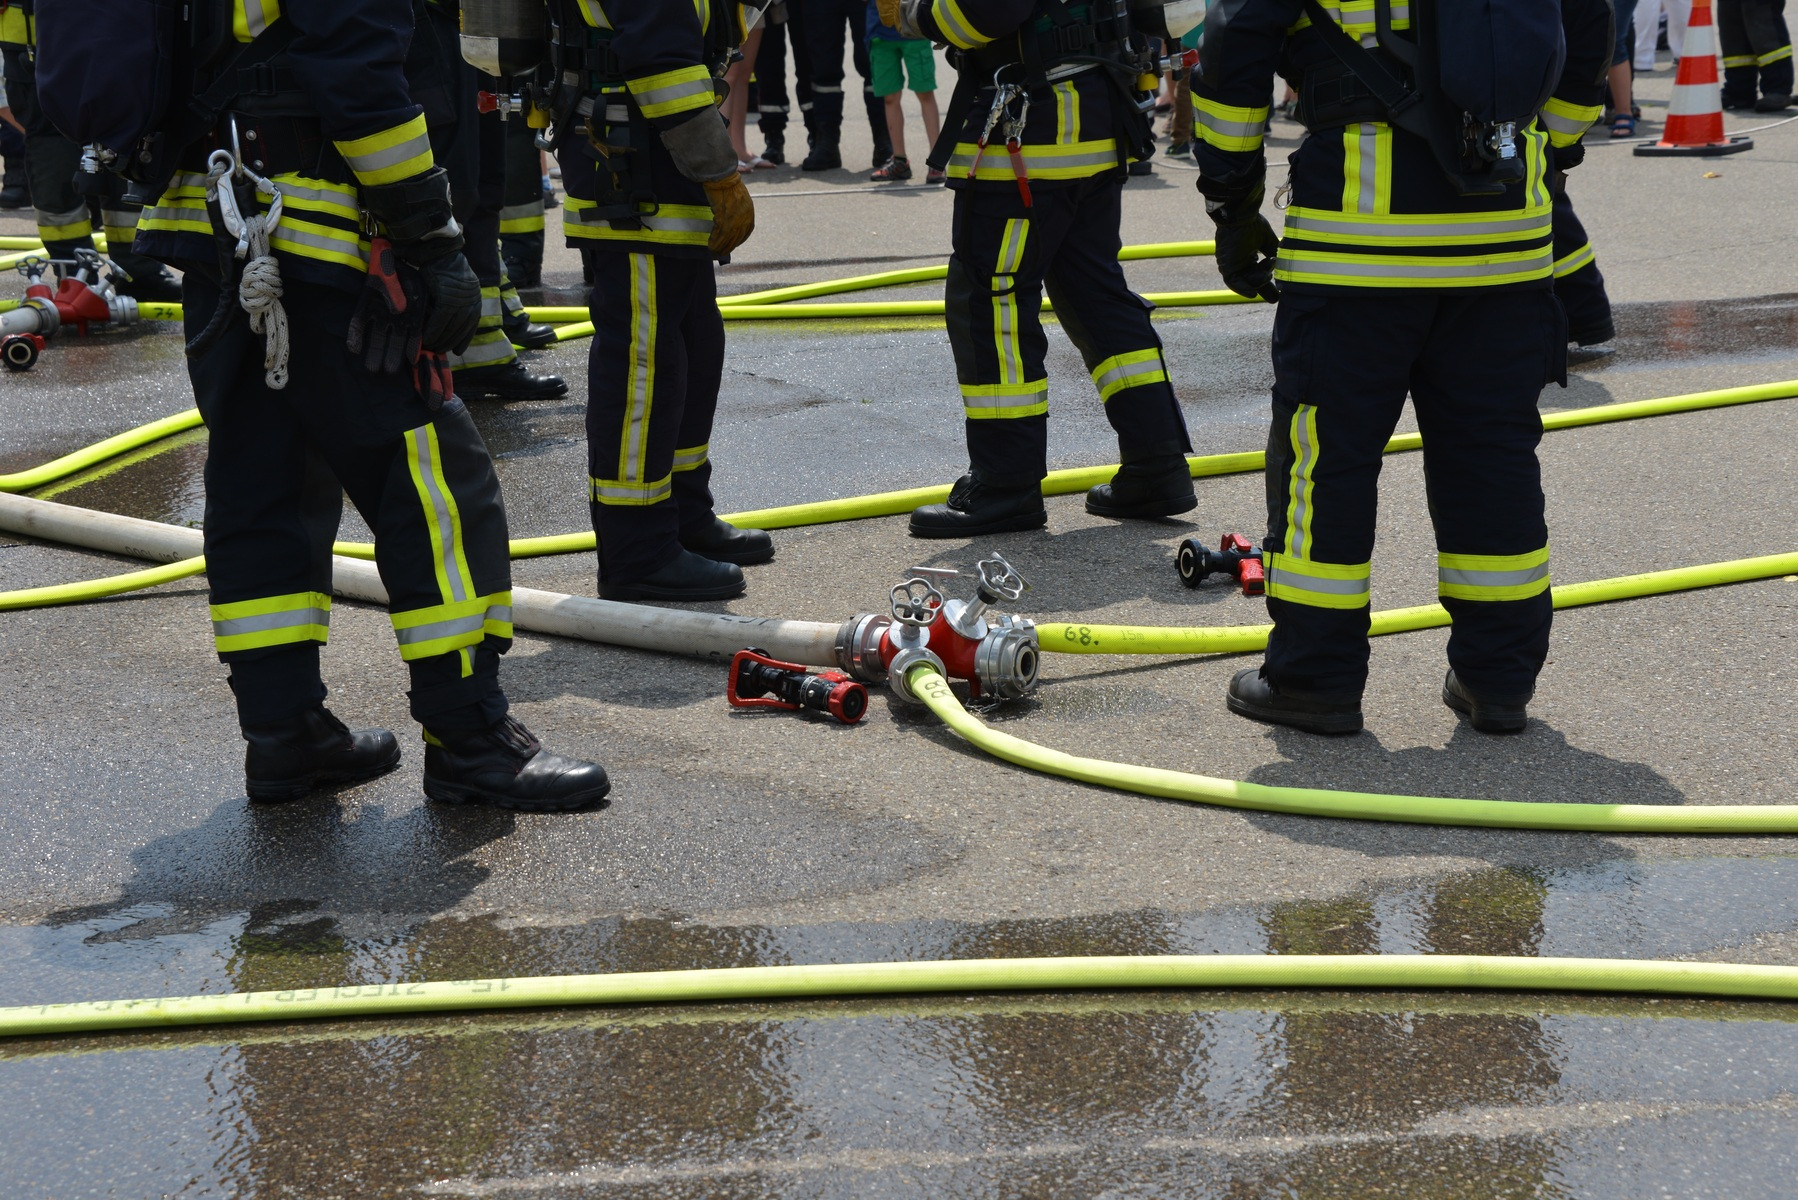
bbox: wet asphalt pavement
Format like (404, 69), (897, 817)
(3, 65), (1798, 1198)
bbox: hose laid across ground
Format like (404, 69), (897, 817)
(1, 953), (1794, 1040)
(0, 409), (206, 494)
(1040, 552), (1798, 656)
(0, 556), (207, 612)
(907, 666), (1798, 832)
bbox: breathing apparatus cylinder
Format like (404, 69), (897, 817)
(1127, 0), (1206, 47)
(459, 0), (550, 79)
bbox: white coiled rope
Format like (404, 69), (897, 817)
(206, 150), (290, 390)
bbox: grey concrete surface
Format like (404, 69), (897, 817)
(3, 45), (1798, 1200)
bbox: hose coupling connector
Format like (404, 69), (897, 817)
(887, 646), (947, 705)
(835, 612), (894, 683)
(973, 615), (1040, 701)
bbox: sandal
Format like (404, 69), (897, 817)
(1609, 112), (1636, 138)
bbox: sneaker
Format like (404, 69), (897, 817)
(872, 155), (914, 182)
(925, 167), (948, 185)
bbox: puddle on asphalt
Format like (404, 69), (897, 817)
(4, 857), (1798, 1197)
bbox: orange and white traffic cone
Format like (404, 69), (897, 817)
(1636, 0), (1754, 155)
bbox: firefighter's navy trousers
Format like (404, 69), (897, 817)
(184, 272), (514, 733)
(1261, 287), (1564, 701)
(945, 172), (1192, 487)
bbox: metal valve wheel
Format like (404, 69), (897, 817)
(975, 551), (1027, 601)
(889, 578), (944, 627)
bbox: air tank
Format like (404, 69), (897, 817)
(460, 0), (549, 79)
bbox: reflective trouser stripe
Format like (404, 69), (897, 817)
(1553, 241), (1595, 278)
(336, 115), (434, 187)
(627, 66), (717, 119)
(1438, 548), (1551, 602)
(450, 328), (516, 370)
(211, 591), (332, 654)
(590, 474), (674, 505)
(619, 253), (658, 482)
(1089, 349), (1168, 401)
(1723, 54), (1759, 67)
(1282, 404), (1320, 559)
(1194, 97), (1269, 153)
(501, 286), (526, 319)
(498, 201), (546, 235)
(404, 424), (477, 609)
(672, 443), (709, 472)
(945, 139), (1120, 182)
(37, 204), (92, 243)
(1539, 99), (1602, 147)
(1762, 45), (1795, 66)
(477, 287), (503, 326)
(1264, 552), (1372, 610)
(390, 594), (514, 661)
(1341, 123), (1392, 215)
(960, 380), (1050, 420)
(977, 217), (1039, 420)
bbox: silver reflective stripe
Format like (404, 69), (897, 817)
(1439, 564), (1551, 588)
(394, 613), (488, 647)
(946, 146), (1118, 173)
(570, 207), (710, 233)
(672, 446), (708, 469)
(479, 295), (504, 318)
(271, 222), (362, 257)
(1094, 357), (1163, 393)
(626, 254), (654, 482)
(1268, 566), (1369, 596)
(452, 332), (514, 370)
(1276, 249), (1553, 279)
(1285, 211), (1547, 240)
(242, 1), (274, 37)
(1355, 123), (1378, 214)
(632, 76), (713, 110)
(36, 203), (90, 227)
(812, 84), (844, 94)
(605, 105), (632, 122)
(1538, 108), (1588, 136)
(273, 180), (357, 208)
(410, 427), (470, 603)
(212, 606), (330, 638)
(592, 479), (673, 502)
(1196, 110), (1265, 141)
(1287, 409), (1316, 559)
(933, 1), (980, 47)
(341, 130), (430, 178)
(499, 201), (544, 221)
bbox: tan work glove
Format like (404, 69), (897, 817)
(876, 0), (902, 27)
(703, 172), (756, 257)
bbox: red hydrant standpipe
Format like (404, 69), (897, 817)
(830, 553), (1042, 705)
(0, 253), (140, 371)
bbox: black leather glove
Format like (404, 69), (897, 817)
(1207, 192), (1282, 303)
(346, 236), (460, 411)
(359, 168), (482, 355)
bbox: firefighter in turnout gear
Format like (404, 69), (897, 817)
(132, 0), (609, 810)
(1196, 0), (1612, 735)
(890, 0), (1199, 539)
(551, 0), (774, 601)
(0, 0), (180, 299)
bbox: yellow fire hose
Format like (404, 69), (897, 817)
(2, 952), (1795, 1041)
(908, 666), (1798, 832)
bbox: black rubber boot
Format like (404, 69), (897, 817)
(502, 312), (558, 350)
(1226, 667), (1363, 736)
(244, 706), (401, 802)
(599, 548), (746, 601)
(762, 131), (786, 165)
(802, 130), (842, 171)
(1085, 453), (1197, 519)
(422, 716), (610, 812)
(681, 517), (775, 565)
(1441, 669), (1530, 734)
(1756, 92), (1794, 112)
(454, 361), (568, 402)
(909, 473), (1048, 539)
(1568, 316), (1615, 347)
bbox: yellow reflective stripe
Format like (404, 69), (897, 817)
(672, 443), (709, 472)
(477, 286), (504, 327)
(498, 200), (546, 234)
(102, 224), (138, 246)
(37, 210), (94, 242)
(404, 423), (477, 612)
(1340, 122), (1392, 215)
(1274, 245), (1554, 288)
(627, 65), (717, 119)
(1282, 205), (1550, 247)
(1539, 97), (1602, 147)
(1761, 45), (1794, 66)
(564, 199), (711, 246)
(0, 7), (32, 45)
(1265, 552), (1372, 609)
(574, 0), (612, 27)
(233, 0), (281, 41)
(390, 593), (514, 660)
(210, 591), (332, 653)
(931, 0), (988, 49)
(1195, 97), (1268, 153)
(268, 216), (370, 271)
(961, 380), (1049, 420)
(1053, 81), (1080, 144)
(275, 178), (362, 223)
(589, 474), (674, 505)
(336, 115), (434, 187)
(1553, 240), (1595, 278)
(1089, 349), (1168, 401)
(947, 139), (1120, 181)
(1282, 404), (1319, 560)
(991, 218), (1031, 393)
(1438, 548), (1551, 602)
(1722, 54), (1758, 68)
(1291, 0), (1411, 37)
(621, 254), (658, 483)
(450, 329), (516, 371)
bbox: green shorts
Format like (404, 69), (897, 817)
(869, 37), (937, 97)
